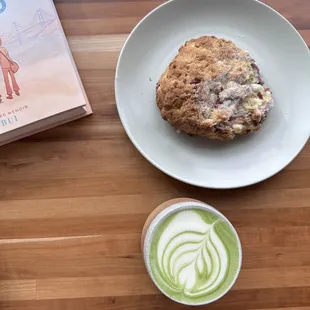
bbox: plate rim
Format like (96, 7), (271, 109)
(115, 0), (310, 189)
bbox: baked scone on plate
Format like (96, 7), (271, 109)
(156, 36), (274, 140)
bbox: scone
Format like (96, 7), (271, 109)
(156, 36), (274, 140)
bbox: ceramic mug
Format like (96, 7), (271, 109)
(141, 198), (242, 306)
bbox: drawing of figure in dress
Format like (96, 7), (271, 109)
(0, 38), (20, 99)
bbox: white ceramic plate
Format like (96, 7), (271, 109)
(115, 0), (310, 189)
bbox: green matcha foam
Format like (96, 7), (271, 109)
(143, 201), (242, 306)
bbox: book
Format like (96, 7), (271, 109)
(0, 0), (92, 146)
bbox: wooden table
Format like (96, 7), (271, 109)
(0, 0), (309, 309)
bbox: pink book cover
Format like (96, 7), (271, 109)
(0, 0), (92, 137)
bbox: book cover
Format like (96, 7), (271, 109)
(0, 0), (91, 136)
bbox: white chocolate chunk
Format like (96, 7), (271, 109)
(232, 124), (244, 133)
(251, 84), (264, 93)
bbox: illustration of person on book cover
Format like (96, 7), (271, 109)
(0, 38), (20, 100)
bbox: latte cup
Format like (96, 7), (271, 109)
(142, 198), (242, 306)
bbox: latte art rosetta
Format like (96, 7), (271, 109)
(158, 219), (228, 297)
(148, 208), (240, 305)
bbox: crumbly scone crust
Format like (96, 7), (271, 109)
(156, 36), (274, 140)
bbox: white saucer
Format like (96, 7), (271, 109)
(115, 0), (310, 189)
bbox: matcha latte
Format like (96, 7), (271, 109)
(143, 200), (242, 306)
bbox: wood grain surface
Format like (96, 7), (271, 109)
(0, 0), (309, 309)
